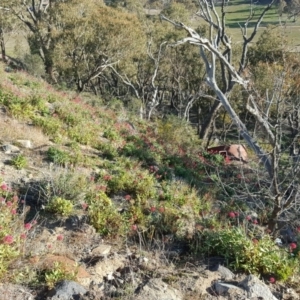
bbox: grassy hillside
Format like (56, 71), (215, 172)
(1, 61), (300, 293)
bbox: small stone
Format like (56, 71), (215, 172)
(240, 275), (278, 300)
(216, 265), (235, 280)
(2, 144), (20, 154)
(92, 244), (111, 256)
(106, 273), (114, 281)
(47, 280), (87, 300)
(94, 256), (125, 279)
(214, 282), (244, 296)
(142, 257), (149, 264)
(15, 140), (32, 148)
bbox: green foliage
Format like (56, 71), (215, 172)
(98, 143), (119, 160)
(39, 171), (92, 204)
(47, 147), (70, 165)
(46, 197), (73, 217)
(23, 54), (46, 78)
(33, 116), (62, 138)
(103, 128), (119, 140)
(87, 191), (124, 236)
(104, 162), (156, 199)
(248, 26), (286, 66)
(194, 227), (298, 281)
(0, 90), (34, 119)
(11, 154), (27, 170)
(53, 0), (146, 91)
(43, 262), (77, 289)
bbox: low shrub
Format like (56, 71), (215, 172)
(0, 183), (34, 279)
(11, 154), (28, 169)
(193, 226), (298, 281)
(46, 197), (73, 216)
(47, 147), (70, 165)
(86, 191), (125, 237)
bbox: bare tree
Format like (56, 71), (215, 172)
(160, 0), (300, 232)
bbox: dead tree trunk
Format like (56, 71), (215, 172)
(0, 26), (7, 62)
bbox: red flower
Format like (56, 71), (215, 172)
(289, 242), (297, 250)
(24, 223), (32, 230)
(246, 215), (252, 221)
(20, 233), (26, 240)
(150, 206), (156, 213)
(6, 201), (12, 207)
(11, 209), (17, 215)
(228, 211), (236, 218)
(269, 277), (276, 283)
(125, 195), (131, 201)
(159, 207), (165, 213)
(57, 234), (64, 241)
(13, 195), (18, 202)
(0, 183), (8, 191)
(252, 238), (259, 244)
(252, 219), (258, 224)
(103, 174), (112, 181)
(3, 235), (14, 244)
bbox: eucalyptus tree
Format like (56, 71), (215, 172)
(107, 1), (207, 120)
(53, 0), (146, 92)
(1, 0), (60, 79)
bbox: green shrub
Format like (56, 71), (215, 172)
(103, 128), (119, 140)
(46, 197), (73, 216)
(105, 166), (156, 199)
(97, 143), (118, 160)
(38, 171), (92, 204)
(87, 191), (124, 236)
(194, 227), (298, 281)
(23, 54), (45, 78)
(11, 154), (27, 169)
(33, 116), (62, 137)
(47, 147), (70, 165)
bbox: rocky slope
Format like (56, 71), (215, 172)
(0, 65), (300, 300)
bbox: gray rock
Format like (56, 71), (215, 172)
(214, 282), (245, 296)
(240, 275), (278, 300)
(2, 143), (20, 154)
(216, 265), (235, 280)
(15, 139), (32, 148)
(47, 280), (87, 300)
(135, 278), (182, 300)
(91, 244), (111, 257)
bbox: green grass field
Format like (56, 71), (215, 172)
(216, 0), (300, 45)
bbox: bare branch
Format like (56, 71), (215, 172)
(161, 15), (246, 86)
